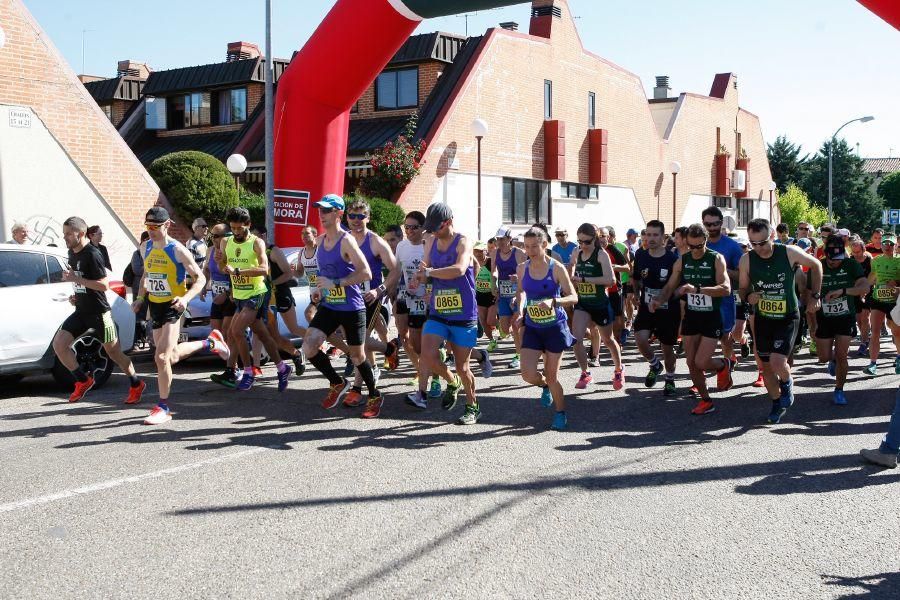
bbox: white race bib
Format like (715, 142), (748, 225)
(211, 281), (230, 296)
(687, 293), (713, 311)
(644, 287), (667, 310)
(409, 297), (428, 315)
(72, 271), (86, 294)
(823, 296), (850, 316)
(499, 280), (516, 298)
(147, 273), (172, 297)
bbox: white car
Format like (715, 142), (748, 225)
(0, 244), (135, 387)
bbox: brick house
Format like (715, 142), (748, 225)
(81, 61), (149, 128)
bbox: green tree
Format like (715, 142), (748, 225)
(766, 135), (808, 192)
(877, 171), (900, 210)
(148, 151), (238, 225)
(343, 194), (405, 236)
(801, 138), (883, 234)
(238, 189), (267, 228)
(776, 183), (829, 233)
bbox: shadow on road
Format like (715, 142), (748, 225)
(822, 572), (900, 599)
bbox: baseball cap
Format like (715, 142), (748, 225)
(837, 228), (851, 238)
(423, 202), (454, 233)
(315, 194), (345, 211)
(495, 226), (513, 238)
(883, 233), (896, 245)
(825, 236), (847, 260)
(627, 228), (639, 236)
(473, 241), (487, 251)
(145, 206), (170, 224)
(795, 237), (812, 251)
(554, 225), (567, 234)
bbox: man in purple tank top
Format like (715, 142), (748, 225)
(300, 195), (383, 416)
(414, 203), (482, 425)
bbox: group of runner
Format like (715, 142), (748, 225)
(54, 199), (900, 433)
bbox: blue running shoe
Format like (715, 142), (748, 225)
(895, 356), (900, 375)
(768, 402), (787, 424)
(551, 411), (568, 431)
(540, 386), (553, 408)
(277, 363), (293, 392)
(619, 329), (630, 346)
(237, 373), (255, 391)
(827, 360), (836, 377)
(833, 389), (847, 405)
(779, 378), (794, 409)
(428, 378), (442, 398)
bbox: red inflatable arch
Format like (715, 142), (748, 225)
(272, 0), (526, 246)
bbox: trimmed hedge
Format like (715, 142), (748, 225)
(148, 151), (239, 225)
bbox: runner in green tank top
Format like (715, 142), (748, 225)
(811, 235), (869, 405)
(740, 218), (822, 424)
(864, 233), (900, 376)
(569, 223), (623, 391)
(654, 224), (731, 415)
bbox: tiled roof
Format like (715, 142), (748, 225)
(131, 130), (244, 166)
(863, 158), (900, 175)
(142, 59), (259, 96)
(84, 77), (122, 103)
(347, 117), (410, 155)
(389, 32), (467, 65)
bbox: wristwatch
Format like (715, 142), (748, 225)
(425, 268), (434, 278)
(234, 267), (241, 277)
(694, 284), (701, 294)
(811, 292), (822, 300)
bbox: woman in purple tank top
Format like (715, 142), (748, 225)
(417, 202), (483, 425)
(515, 227), (578, 431)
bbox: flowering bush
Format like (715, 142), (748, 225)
(360, 115), (426, 200)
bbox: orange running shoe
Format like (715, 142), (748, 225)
(322, 379), (351, 410)
(752, 371), (766, 387)
(691, 399), (716, 415)
(124, 380), (146, 405)
(252, 366), (263, 377)
(716, 358), (734, 392)
(612, 369), (624, 391)
(384, 339), (400, 371)
(689, 385), (699, 396)
(362, 394), (384, 419)
(69, 376), (95, 403)
(343, 389), (365, 408)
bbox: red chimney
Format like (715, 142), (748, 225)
(529, 0), (563, 39)
(227, 41), (261, 62)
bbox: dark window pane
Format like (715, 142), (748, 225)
(526, 180), (538, 223)
(376, 72), (397, 110)
(398, 68), (418, 107)
(47, 256), (64, 283)
(230, 88), (247, 123)
(502, 180), (513, 223)
(190, 93), (202, 126)
(0, 251), (49, 287)
(514, 180), (527, 224)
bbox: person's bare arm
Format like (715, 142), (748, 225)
(702, 254), (731, 297)
(429, 236), (473, 280)
(269, 246), (294, 287)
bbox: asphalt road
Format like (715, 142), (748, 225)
(2, 338), (899, 599)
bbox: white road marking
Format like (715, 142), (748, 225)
(0, 447), (268, 514)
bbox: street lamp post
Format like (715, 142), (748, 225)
(768, 181), (777, 223)
(669, 161), (681, 232)
(828, 116), (874, 224)
(471, 118), (489, 241)
(264, 0), (275, 245)
(227, 154), (248, 191)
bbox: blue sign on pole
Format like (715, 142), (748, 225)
(891, 210), (900, 226)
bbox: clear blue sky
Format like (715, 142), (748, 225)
(21, 0), (900, 159)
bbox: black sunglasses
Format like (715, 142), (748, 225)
(749, 239), (769, 247)
(687, 242), (705, 250)
(404, 224), (421, 230)
(578, 238), (595, 245)
(703, 220), (723, 228)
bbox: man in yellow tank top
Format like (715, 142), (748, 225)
(133, 207), (229, 425)
(220, 207), (293, 392)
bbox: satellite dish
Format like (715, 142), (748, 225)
(723, 215), (737, 232)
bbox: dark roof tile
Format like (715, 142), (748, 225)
(142, 59), (261, 96)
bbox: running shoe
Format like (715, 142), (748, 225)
(405, 390), (427, 410)
(509, 354), (521, 370)
(612, 369), (624, 391)
(833, 389), (847, 406)
(895, 356), (900, 375)
(645, 361), (663, 388)
(68, 376), (95, 403)
(327, 346), (343, 359)
(486, 339), (498, 353)
(481, 351), (494, 378)
(384, 339), (400, 371)
(428, 378), (442, 398)
(752, 371), (766, 388)
(689, 385), (699, 396)
(808, 338), (818, 355)
(362, 394), (383, 419)
(540, 386), (553, 408)
(292, 351), (306, 377)
(779, 379), (794, 409)
(860, 448), (899, 468)
(373, 366), (382, 386)
(588, 355), (600, 368)
(740, 339), (751, 359)
(498, 330), (510, 341)
(768, 401), (787, 424)
(663, 379), (676, 397)
(207, 329), (230, 362)
(456, 403), (481, 425)
(855, 342), (869, 357)
(322, 379), (352, 409)
(124, 380), (146, 405)
(551, 411), (567, 431)
(343, 389), (365, 408)
(143, 404), (171, 425)
(251, 366), (263, 378)
(210, 369), (238, 388)
(716, 358), (734, 392)
(277, 363), (293, 392)
(408, 376), (419, 388)
(619, 329), (630, 346)
(691, 400), (715, 415)
(343, 357), (355, 378)
(441, 375), (462, 410)
(827, 360), (836, 377)
(575, 371), (593, 389)
(864, 362), (878, 376)
(237, 373), (255, 391)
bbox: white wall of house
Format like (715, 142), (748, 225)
(0, 105), (135, 274)
(552, 186), (645, 237)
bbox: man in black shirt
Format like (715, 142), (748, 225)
(53, 216), (144, 404)
(631, 220), (681, 395)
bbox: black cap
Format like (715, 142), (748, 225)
(423, 203), (453, 233)
(145, 206), (170, 224)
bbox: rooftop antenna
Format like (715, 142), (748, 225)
(81, 29), (94, 75)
